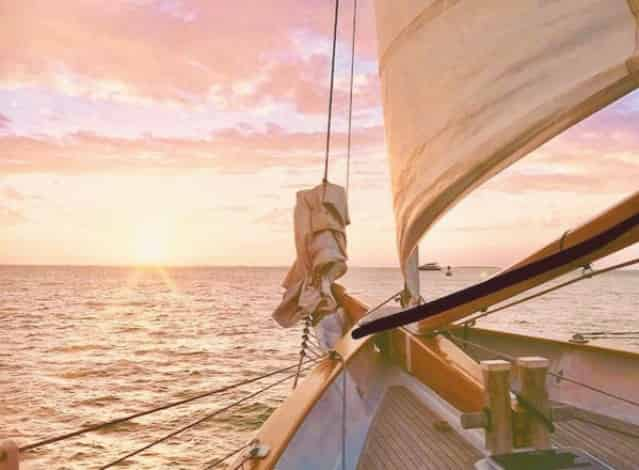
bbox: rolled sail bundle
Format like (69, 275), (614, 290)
(375, 0), (639, 289)
(273, 182), (350, 349)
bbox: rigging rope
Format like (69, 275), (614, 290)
(345, 0), (358, 196)
(323, 0), (340, 183)
(456, 257), (639, 328)
(19, 358), (320, 453)
(353, 211), (639, 339)
(202, 441), (252, 470)
(446, 334), (639, 409)
(100, 361), (321, 469)
(366, 289), (403, 317)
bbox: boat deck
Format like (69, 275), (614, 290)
(357, 386), (481, 469)
(356, 386), (639, 470)
(553, 411), (639, 470)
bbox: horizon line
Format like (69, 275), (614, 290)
(0, 263), (503, 270)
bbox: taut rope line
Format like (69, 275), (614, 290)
(323, 0), (340, 183)
(202, 441), (251, 470)
(446, 334), (639, 410)
(19, 358), (320, 453)
(346, 0), (358, 197)
(100, 361), (320, 469)
(457, 257), (639, 327)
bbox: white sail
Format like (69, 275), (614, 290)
(374, 0), (639, 282)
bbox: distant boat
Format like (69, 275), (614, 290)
(418, 262), (442, 271)
(445, 266), (452, 277)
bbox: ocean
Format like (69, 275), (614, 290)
(1, 265), (637, 469)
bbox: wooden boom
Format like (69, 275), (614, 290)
(353, 191), (638, 337)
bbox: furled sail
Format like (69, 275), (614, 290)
(375, 0), (639, 289)
(273, 182), (350, 349)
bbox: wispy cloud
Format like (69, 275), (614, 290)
(1, 1), (379, 112)
(0, 125), (384, 175)
(0, 205), (26, 226)
(0, 113), (10, 130)
(1, 186), (25, 201)
(0, 0), (637, 266)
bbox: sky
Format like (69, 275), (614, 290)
(1, 0), (638, 268)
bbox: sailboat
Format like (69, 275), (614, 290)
(230, 1), (639, 469)
(1, 2), (637, 469)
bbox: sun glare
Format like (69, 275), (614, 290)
(136, 237), (167, 265)
(131, 222), (172, 266)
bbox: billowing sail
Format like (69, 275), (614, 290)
(375, 0), (639, 278)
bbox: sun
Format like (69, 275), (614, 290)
(135, 236), (167, 265)
(131, 222), (172, 266)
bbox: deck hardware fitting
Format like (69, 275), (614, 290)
(246, 439), (270, 460)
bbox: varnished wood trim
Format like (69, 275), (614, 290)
(458, 327), (639, 360)
(353, 192), (638, 336)
(390, 328), (485, 413)
(237, 331), (373, 469)
(333, 283), (368, 326)
(236, 291), (373, 469)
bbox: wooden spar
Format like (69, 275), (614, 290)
(495, 191), (638, 277)
(339, 286), (487, 412)
(388, 327), (485, 412)
(414, 191), (638, 332)
(335, 286), (487, 412)
(351, 191), (638, 337)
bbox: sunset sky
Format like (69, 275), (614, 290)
(1, 0), (638, 268)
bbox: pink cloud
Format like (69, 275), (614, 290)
(0, 113), (10, 129)
(2, 186), (25, 201)
(0, 125), (384, 175)
(0, 206), (26, 226)
(1, 1), (379, 112)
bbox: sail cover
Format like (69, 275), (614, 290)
(375, 0), (639, 277)
(273, 182), (350, 347)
